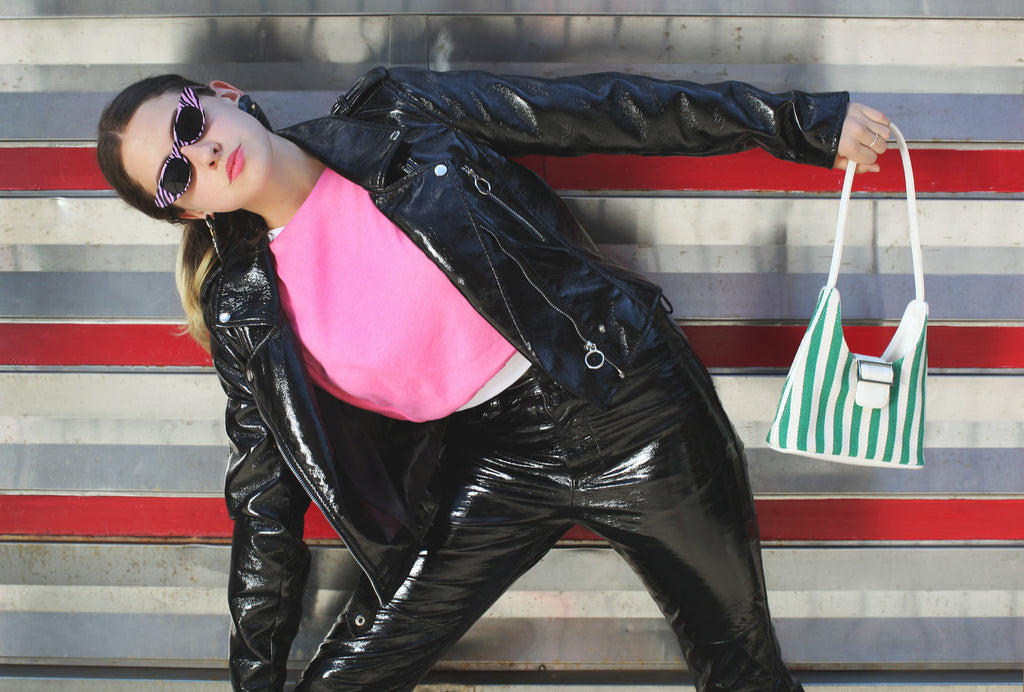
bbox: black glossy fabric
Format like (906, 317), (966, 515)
(294, 309), (803, 692)
(206, 66), (848, 689)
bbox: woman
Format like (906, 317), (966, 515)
(97, 66), (889, 691)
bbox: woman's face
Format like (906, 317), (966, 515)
(121, 84), (274, 218)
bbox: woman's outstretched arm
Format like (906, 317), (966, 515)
(375, 66), (851, 167)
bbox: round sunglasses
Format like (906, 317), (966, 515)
(154, 87), (206, 208)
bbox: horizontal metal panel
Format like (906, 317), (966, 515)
(0, 416), (225, 446)
(0, 245), (176, 272)
(0, 372), (224, 419)
(0, 17), (390, 70)
(2, 16), (1019, 74)
(7, 197), (1021, 249)
(0, 444), (225, 494)
(6, 242), (1021, 276)
(6, 0), (1024, 19)
(0, 198), (173, 244)
(747, 448), (1024, 495)
(0, 271), (182, 318)
(0, 681), (1018, 692)
(6, 270), (1020, 320)
(1, 544), (1022, 669)
(5, 323), (1022, 370)
(2, 373), (1021, 496)
(0, 15), (1021, 99)
(6, 93), (1024, 144)
(6, 443), (1022, 496)
(4, 371), (1022, 432)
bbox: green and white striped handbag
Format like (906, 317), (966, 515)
(767, 124), (928, 469)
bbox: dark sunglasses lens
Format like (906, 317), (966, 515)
(174, 104), (204, 144)
(160, 157), (192, 198)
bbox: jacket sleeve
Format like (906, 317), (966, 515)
(383, 66), (848, 167)
(212, 333), (311, 692)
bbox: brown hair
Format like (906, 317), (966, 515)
(96, 75), (268, 351)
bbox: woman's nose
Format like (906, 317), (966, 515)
(180, 141), (220, 168)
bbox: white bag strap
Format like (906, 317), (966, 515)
(826, 123), (925, 302)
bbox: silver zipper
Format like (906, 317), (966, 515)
(461, 165), (548, 244)
(480, 225), (625, 379)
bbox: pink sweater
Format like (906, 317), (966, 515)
(268, 168), (519, 422)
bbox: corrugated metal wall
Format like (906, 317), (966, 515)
(1, 3), (1022, 690)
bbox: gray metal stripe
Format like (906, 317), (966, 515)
(3, 271), (1020, 320)
(748, 448), (1024, 495)
(2, 444), (1021, 496)
(0, 445), (225, 494)
(8, 243), (1022, 276)
(649, 273), (1024, 320)
(6, 91), (1023, 143)
(0, 272), (181, 318)
(3, 613), (1017, 668)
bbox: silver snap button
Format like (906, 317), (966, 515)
(434, 164), (448, 177)
(598, 324), (606, 333)
(354, 614), (367, 627)
(218, 311), (231, 323)
(246, 370), (254, 382)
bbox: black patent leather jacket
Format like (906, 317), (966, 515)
(203, 66), (848, 690)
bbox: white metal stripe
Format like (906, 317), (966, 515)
(1, 17), (1018, 76)
(0, 199), (173, 245)
(4, 584), (1021, 621)
(0, 372), (223, 418)
(6, 198), (1021, 250)
(0, 417), (226, 446)
(2, 374), (1021, 451)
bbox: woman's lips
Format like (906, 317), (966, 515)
(226, 145), (244, 182)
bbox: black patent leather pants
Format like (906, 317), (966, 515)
(295, 310), (802, 691)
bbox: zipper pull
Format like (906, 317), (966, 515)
(461, 165), (492, 196)
(584, 341), (606, 370)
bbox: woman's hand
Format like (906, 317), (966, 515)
(835, 102), (892, 173)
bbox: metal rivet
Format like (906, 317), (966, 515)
(433, 164), (448, 177)
(389, 130), (400, 141)
(354, 614), (367, 627)
(598, 324), (606, 333)
(218, 311), (231, 323)
(246, 370), (254, 382)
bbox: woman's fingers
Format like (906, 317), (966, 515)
(836, 102), (892, 173)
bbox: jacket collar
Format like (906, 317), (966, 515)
(204, 246), (280, 328)
(275, 116), (405, 191)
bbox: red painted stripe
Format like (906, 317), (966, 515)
(521, 149), (1024, 193)
(4, 147), (1023, 193)
(2, 322), (1021, 369)
(0, 323), (211, 367)
(0, 148), (110, 191)
(684, 324), (1024, 370)
(2, 495), (1022, 542)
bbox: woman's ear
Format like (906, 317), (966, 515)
(179, 209), (206, 220)
(208, 80), (243, 104)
